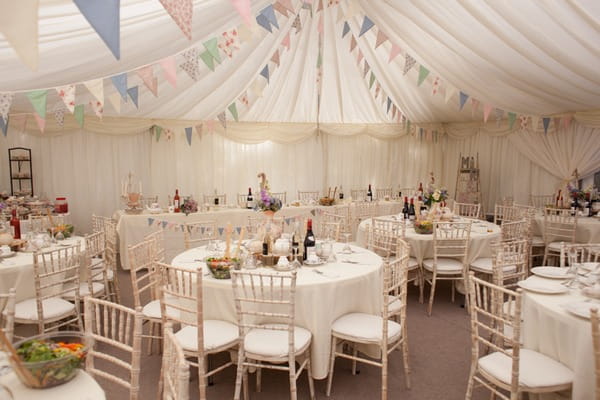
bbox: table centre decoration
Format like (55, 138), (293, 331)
(254, 172), (282, 215)
(180, 197), (198, 216)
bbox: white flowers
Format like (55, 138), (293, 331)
(433, 190), (441, 201)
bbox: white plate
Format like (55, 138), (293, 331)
(531, 267), (574, 279)
(517, 279), (569, 294)
(303, 258), (327, 267)
(579, 262), (600, 271)
(0, 251), (16, 258)
(147, 208), (163, 214)
(563, 301), (598, 319)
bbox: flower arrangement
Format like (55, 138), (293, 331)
(423, 177), (448, 207)
(254, 172), (282, 213)
(48, 224), (74, 238)
(180, 197), (198, 215)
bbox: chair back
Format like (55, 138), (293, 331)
(376, 188), (393, 200)
(297, 191), (319, 203)
(494, 204), (520, 225)
(590, 308), (600, 400)
(271, 192), (287, 204)
(354, 201), (378, 222)
(453, 202), (481, 219)
(384, 240), (410, 321)
(467, 273), (522, 396)
(84, 297), (143, 400)
(332, 205), (351, 234)
(543, 207), (577, 245)
(247, 215), (284, 238)
(491, 239), (529, 288)
(203, 194), (226, 206)
(369, 217), (403, 258)
(162, 322), (190, 400)
(500, 219), (528, 242)
(432, 221), (472, 263)
(91, 214), (112, 233)
(139, 196), (159, 208)
(237, 194), (248, 208)
(103, 218), (119, 277)
(34, 245), (83, 332)
(399, 188), (416, 198)
(29, 214), (66, 233)
(559, 243), (600, 268)
(128, 239), (159, 308)
(183, 221), (217, 250)
(84, 230), (109, 298)
(530, 194), (555, 209)
(145, 230), (166, 262)
(0, 288), (16, 343)
(351, 189), (367, 201)
(318, 212), (344, 241)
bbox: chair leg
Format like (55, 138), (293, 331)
(243, 367), (249, 400)
(234, 348), (245, 400)
(198, 355), (207, 400)
(307, 356), (315, 400)
(351, 347), (358, 375)
(381, 347), (388, 400)
(418, 268), (424, 304)
(451, 280), (456, 303)
(326, 336), (337, 397)
(288, 356), (297, 400)
(256, 361), (262, 392)
(542, 247), (549, 266)
(427, 272), (437, 316)
(145, 321), (153, 355)
(401, 333), (411, 389)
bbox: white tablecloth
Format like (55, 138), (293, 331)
(521, 275), (596, 400)
(0, 237), (86, 302)
(534, 214), (600, 243)
(117, 201), (403, 270)
(356, 216), (502, 265)
(171, 242), (383, 379)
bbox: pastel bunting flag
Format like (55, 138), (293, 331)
(359, 16), (374, 37)
(218, 227), (224, 236)
(204, 38), (221, 64)
(417, 65), (429, 86)
(26, 90), (47, 118)
(317, 0), (323, 11)
(542, 117), (550, 135)
(336, 5), (344, 22)
(230, 0), (252, 27)
(459, 91), (469, 110)
(530, 115), (539, 131)
(165, 129), (173, 140)
(271, 50), (280, 67)
(127, 86), (139, 108)
(33, 113), (45, 133)
(148, 218), (154, 226)
(273, 2), (289, 17)
(388, 44), (401, 63)
(0, 116), (7, 137)
(54, 106), (65, 127)
(84, 79), (104, 106)
(357, 50), (364, 64)
(562, 115), (573, 130)
(108, 92), (122, 113)
(185, 127), (192, 145)
(262, 4), (279, 30)
(317, 14), (324, 34)
(217, 112), (226, 128)
(160, 56), (178, 88)
(135, 66), (158, 97)
(159, 0), (193, 40)
(55, 85), (75, 113)
(195, 124), (203, 139)
(495, 108), (504, 126)
(0, 93), (14, 123)
(74, 104), (85, 127)
(507, 112), (516, 129)
(342, 21), (350, 38)
(218, 29), (240, 58)
(292, 15), (302, 34)
(375, 30), (387, 48)
(278, 0), (294, 13)
(403, 54), (415, 75)
(111, 73), (128, 101)
(228, 103), (239, 122)
(519, 115), (528, 130)
(432, 77), (440, 95)
(162, 221), (168, 229)
(444, 86), (456, 103)
(90, 99), (103, 118)
(350, 36), (357, 52)
(363, 61), (370, 78)
(553, 117), (561, 132)
(0, 0), (39, 70)
(260, 65), (270, 83)
(470, 99), (480, 117)
(256, 14), (272, 32)
(180, 48), (201, 79)
(155, 125), (163, 141)
(483, 104), (493, 123)
(281, 32), (291, 50)
(10, 114), (27, 133)
(238, 91), (249, 107)
(200, 51), (216, 71)
(74, 0), (121, 59)
(386, 97), (392, 113)
(369, 72), (376, 89)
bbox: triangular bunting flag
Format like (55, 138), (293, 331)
(155, 125), (163, 142)
(292, 15), (302, 34)
(162, 221), (168, 229)
(0, 93), (14, 122)
(317, 0), (323, 12)
(0, 116), (7, 137)
(260, 65), (270, 83)
(256, 10), (273, 32)
(444, 86), (456, 103)
(135, 66), (158, 97)
(217, 112), (226, 129)
(369, 72), (376, 89)
(108, 92), (121, 113)
(542, 117), (550, 135)
(195, 124), (203, 139)
(73, 0), (120, 59)
(218, 227), (225, 236)
(185, 127), (192, 145)
(0, 0), (39, 70)
(403, 54), (415, 75)
(357, 50), (364, 65)
(127, 87), (139, 108)
(84, 79), (104, 107)
(388, 44), (401, 63)
(204, 37), (221, 64)
(180, 49), (201, 79)
(279, 0), (294, 13)
(417, 65), (429, 86)
(205, 119), (216, 134)
(562, 115), (573, 130)
(459, 92), (469, 110)
(199, 51), (216, 71)
(10, 114), (27, 133)
(317, 14), (324, 34)
(263, 4), (279, 29)
(74, 104), (85, 127)
(519, 115), (529, 130)
(553, 117), (561, 132)
(281, 32), (291, 50)
(238, 91), (249, 107)
(89, 100), (103, 118)
(159, 0), (193, 40)
(350, 36), (357, 52)
(230, 0), (252, 27)
(160, 56), (177, 88)
(507, 112), (516, 129)
(431, 77), (440, 95)
(111, 73), (128, 100)
(358, 16), (374, 37)
(530, 115), (539, 131)
(342, 21), (350, 38)
(54, 106), (65, 127)
(33, 113), (45, 133)
(165, 129), (173, 141)
(228, 103), (239, 122)
(273, 2), (289, 17)
(336, 4), (344, 22)
(55, 85), (75, 113)
(386, 97), (392, 113)
(236, 226), (242, 234)
(148, 218), (155, 226)
(271, 50), (280, 66)
(495, 108), (504, 127)
(471, 99), (480, 117)
(375, 30), (387, 48)
(483, 104), (493, 123)
(25, 90), (47, 118)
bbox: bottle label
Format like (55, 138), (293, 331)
(306, 246), (316, 259)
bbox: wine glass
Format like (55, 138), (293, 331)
(290, 243), (301, 269)
(341, 232), (352, 254)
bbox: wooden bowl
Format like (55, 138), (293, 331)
(319, 197), (335, 206)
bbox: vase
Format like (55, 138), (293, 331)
(428, 202), (442, 221)
(263, 210), (276, 218)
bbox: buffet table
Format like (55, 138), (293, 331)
(356, 216), (502, 265)
(116, 201), (403, 270)
(533, 214), (600, 243)
(171, 242), (383, 379)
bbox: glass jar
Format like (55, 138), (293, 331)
(54, 197), (68, 214)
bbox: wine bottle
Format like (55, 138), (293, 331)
(246, 187), (254, 209)
(10, 208), (20, 239)
(418, 182), (424, 196)
(367, 184), (373, 202)
(303, 219), (316, 261)
(214, 189), (219, 206)
(402, 196), (410, 220)
(584, 193), (591, 217)
(339, 185), (344, 200)
(409, 198), (416, 221)
(292, 221), (303, 260)
(263, 226), (271, 256)
(174, 189), (181, 213)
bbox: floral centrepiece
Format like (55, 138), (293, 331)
(180, 197), (198, 215)
(48, 224), (74, 238)
(566, 183), (591, 201)
(423, 177), (448, 207)
(254, 172), (282, 213)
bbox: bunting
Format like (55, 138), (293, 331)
(127, 86), (139, 108)
(230, 0), (252, 27)
(542, 117), (550, 135)
(0, 116), (7, 137)
(159, 0), (193, 40)
(89, 100), (104, 118)
(0, 0), (39, 70)
(260, 65), (270, 83)
(25, 90), (47, 119)
(73, 0), (121, 59)
(459, 92), (469, 110)
(403, 54), (415, 75)
(84, 79), (104, 107)
(388, 44), (401, 63)
(342, 21), (350, 38)
(228, 103), (239, 122)
(33, 113), (45, 133)
(185, 126), (193, 145)
(111, 73), (128, 101)
(483, 104), (493, 123)
(53, 105), (65, 127)
(375, 30), (387, 48)
(160, 56), (178, 88)
(108, 92), (122, 113)
(135, 66), (158, 97)
(417, 65), (429, 86)
(55, 85), (75, 113)
(74, 104), (85, 127)
(0, 93), (14, 123)
(358, 16), (374, 36)
(217, 112), (226, 128)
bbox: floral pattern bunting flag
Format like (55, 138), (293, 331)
(519, 115), (529, 130)
(159, 0), (193, 40)
(180, 48), (201, 80)
(495, 108), (504, 126)
(53, 105), (65, 127)
(0, 93), (13, 123)
(238, 91), (249, 107)
(90, 99), (103, 118)
(55, 85), (75, 113)
(403, 54), (416, 75)
(431, 77), (440, 95)
(218, 29), (239, 58)
(217, 112), (226, 128)
(292, 15), (302, 34)
(0, 116), (8, 136)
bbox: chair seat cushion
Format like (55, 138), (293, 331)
(331, 313), (401, 343)
(91, 257), (104, 268)
(14, 298), (75, 320)
(408, 257), (419, 269)
(422, 258), (464, 274)
(388, 296), (403, 315)
(63, 282), (105, 299)
(175, 320), (239, 352)
(470, 258), (516, 274)
(92, 268), (113, 281)
(547, 241), (567, 252)
(531, 236), (545, 246)
(142, 299), (166, 319)
(244, 324), (311, 358)
(478, 349), (573, 388)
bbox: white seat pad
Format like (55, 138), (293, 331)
(422, 258), (464, 274)
(244, 324), (311, 358)
(547, 241), (566, 252)
(142, 299), (165, 319)
(470, 258), (516, 274)
(388, 296), (402, 315)
(531, 236), (545, 246)
(92, 269), (113, 281)
(14, 298), (75, 320)
(175, 320), (239, 352)
(408, 257), (419, 269)
(479, 349), (573, 388)
(331, 313), (401, 343)
(91, 257), (104, 268)
(63, 282), (105, 299)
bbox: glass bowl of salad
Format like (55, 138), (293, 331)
(11, 331), (87, 388)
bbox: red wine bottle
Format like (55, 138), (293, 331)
(10, 208), (20, 239)
(174, 189), (181, 213)
(402, 197), (410, 220)
(303, 219), (316, 261)
(367, 184), (373, 202)
(246, 187), (254, 209)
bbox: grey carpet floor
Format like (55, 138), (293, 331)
(95, 269), (489, 400)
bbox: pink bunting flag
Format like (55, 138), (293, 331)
(0, 93), (14, 122)
(317, 0), (323, 11)
(195, 124), (203, 139)
(33, 113), (45, 133)
(136, 66), (158, 97)
(388, 44), (401, 63)
(89, 99), (103, 118)
(317, 15), (323, 34)
(470, 99), (480, 117)
(553, 117), (561, 132)
(431, 77), (440, 96)
(230, 0), (252, 27)
(271, 50), (280, 66)
(350, 36), (357, 52)
(281, 32), (291, 50)
(205, 119), (216, 133)
(273, 2), (289, 17)
(55, 85), (75, 113)
(279, 0), (294, 13)
(357, 50), (364, 64)
(160, 56), (177, 88)
(159, 0), (193, 40)
(562, 115), (573, 130)
(375, 30), (387, 48)
(483, 104), (493, 123)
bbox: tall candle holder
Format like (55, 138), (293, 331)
(121, 172), (143, 214)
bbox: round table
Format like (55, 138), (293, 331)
(534, 214), (600, 243)
(356, 216), (502, 265)
(520, 275), (597, 400)
(171, 242), (383, 379)
(0, 237), (86, 302)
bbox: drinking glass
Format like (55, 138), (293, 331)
(342, 232), (352, 254)
(290, 243), (301, 269)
